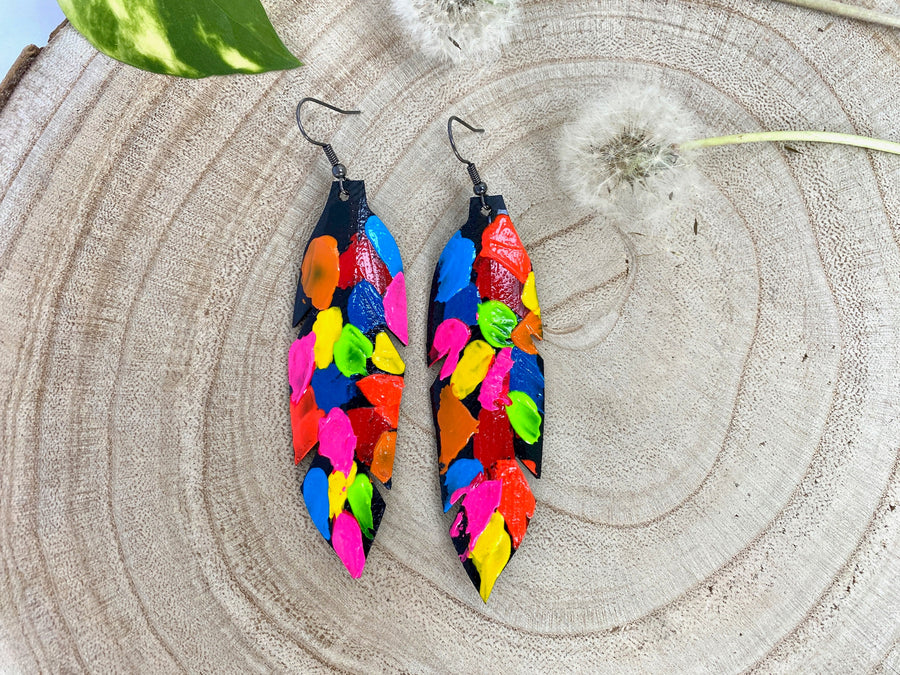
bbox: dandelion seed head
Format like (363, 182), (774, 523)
(391, 0), (519, 63)
(560, 84), (701, 224)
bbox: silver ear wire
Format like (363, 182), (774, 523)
(296, 97), (361, 197)
(448, 116), (490, 215)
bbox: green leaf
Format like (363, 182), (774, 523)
(57, 0), (301, 78)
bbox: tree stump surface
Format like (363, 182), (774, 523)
(1, 0), (899, 671)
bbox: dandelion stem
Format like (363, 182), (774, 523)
(678, 131), (900, 156)
(772, 0), (900, 29)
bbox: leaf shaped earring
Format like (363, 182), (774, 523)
(427, 117), (544, 602)
(290, 98), (408, 578)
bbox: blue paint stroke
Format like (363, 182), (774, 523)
(302, 467), (331, 540)
(441, 459), (484, 512)
(365, 215), (403, 277)
(348, 280), (386, 335)
(435, 232), (476, 303)
(309, 363), (357, 412)
(509, 348), (544, 413)
(442, 283), (479, 326)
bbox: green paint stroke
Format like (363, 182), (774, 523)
(333, 324), (373, 378)
(506, 391), (542, 444)
(347, 473), (374, 539)
(476, 300), (517, 349)
(57, 0), (300, 78)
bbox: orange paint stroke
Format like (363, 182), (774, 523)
(437, 385), (479, 472)
(301, 235), (340, 310)
(369, 431), (397, 484)
(511, 311), (543, 355)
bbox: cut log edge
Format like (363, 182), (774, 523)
(0, 20), (68, 115)
(0, 46), (41, 115)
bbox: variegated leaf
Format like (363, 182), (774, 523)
(58, 0), (300, 78)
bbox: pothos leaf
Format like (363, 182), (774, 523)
(57, 0), (301, 78)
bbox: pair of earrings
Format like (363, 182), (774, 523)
(287, 98), (545, 602)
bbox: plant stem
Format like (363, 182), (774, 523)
(773, 0), (900, 29)
(678, 131), (900, 156)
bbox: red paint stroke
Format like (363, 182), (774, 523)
(290, 386), (324, 464)
(488, 460), (536, 549)
(473, 407), (515, 468)
(474, 256), (526, 317)
(347, 407), (393, 467)
(481, 214), (531, 283)
(338, 233), (392, 294)
(356, 374), (404, 427)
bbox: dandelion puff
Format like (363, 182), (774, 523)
(560, 82), (900, 244)
(559, 85), (702, 226)
(390, 0), (520, 63)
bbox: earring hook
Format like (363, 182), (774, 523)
(447, 116), (490, 214)
(447, 116), (484, 164)
(296, 97), (361, 197)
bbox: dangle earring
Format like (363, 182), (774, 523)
(427, 117), (545, 602)
(289, 98), (408, 578)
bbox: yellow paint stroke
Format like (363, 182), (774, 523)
(327, 462), (358, 519)
(521, 271), (540, 317)
(470, 512), (511, 602)
(372, 332), (405, 375)
(450, 340), (494, 400)
(312, 307), (343, 369)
